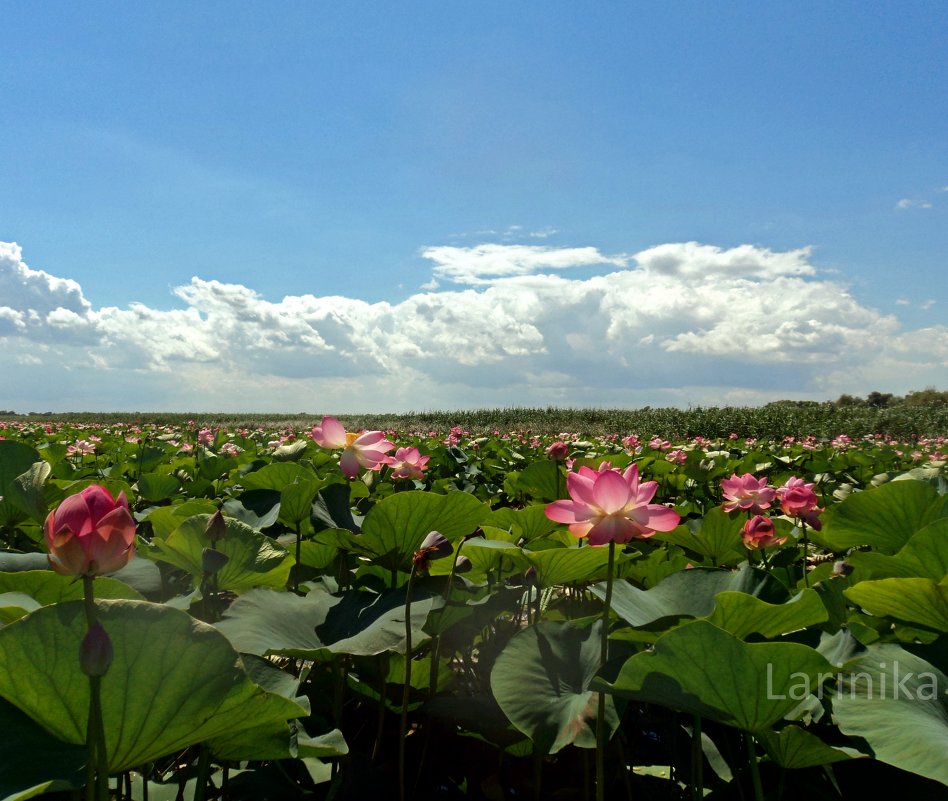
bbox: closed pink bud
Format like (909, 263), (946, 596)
(742, 515), (787, 550)
(44, 485), (136, 576)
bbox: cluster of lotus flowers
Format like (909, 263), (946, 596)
(722, 473), (823, 549)
(310, 416), (429, 480)
(42, 429), (826, 582)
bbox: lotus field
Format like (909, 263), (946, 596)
(1, 417), (947, 801)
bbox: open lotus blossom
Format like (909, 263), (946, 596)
(387, 446), (430, 480)
(311, 416), (395, 479)
(775, 476), (821, 518)
(44, 484), (137, 576)
(721, 473), (776, 514)
(742, 515), (787, 549)
(545, 463), (680, 545)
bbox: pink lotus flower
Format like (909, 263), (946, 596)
(721, 473), (776, 514)
(775, 477), (820, 518)
(311, 416), (394, 479)
(666, 449), (688, 465)
(546, 441), (570, 460)
(44, 485), (137, 576)
(67, 440), (96, 456)
(388, 446), (430, 480)
(742, 515), (786, 549)
(545, 464), (680, 545)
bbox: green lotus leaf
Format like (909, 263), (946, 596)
(0, 570), (144, 604)
(513, 460), (563, 502)
(491, 620), (619, 754)
(221, 489), (281, 530)
(522, 545), (616, 588)
(706, 589), (829, 639)
(216, 583), (444, 658)
(489, 504), (560, 541)
(135, 472), (181, 502)
(0, 600), (306, 774)
(817, 480), (944, 554)
(0, 593), (40, 625)
(358, 490), (491, 572)
(0, 442), (43, 527)
(152, 513), (292, 593)
(6, 461), (51, 523)
(654, 507), (745, 564)
(832, 643), (948, 786)
(144, 499), (219, 540)
(847, 518), (948, 581)
(591, 564), (787, 629)
(757, 724), (862, 769)
(278, 478), (321, 528)
(599, 620), (831, 732)
(845, 577), (948, 632)
(241, 462), (313, 491)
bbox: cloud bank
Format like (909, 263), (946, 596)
(1, 239), (945, 412)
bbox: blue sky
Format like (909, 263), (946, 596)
(1, 3), (946, 412)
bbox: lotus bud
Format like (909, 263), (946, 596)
(546, 441), (570, 461)
(80, 622), (113, 677)
(202, 547), (229, 575)
(205, 510), (226, 543)
(454, 555), (473, 574)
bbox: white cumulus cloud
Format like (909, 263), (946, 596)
(1, 239), (945, 412)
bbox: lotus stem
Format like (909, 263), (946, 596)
(691, 716), (703, 801)
(82, 576), (109, 801)
(398, 566), (417, 801)
(800, 520), (809, 588)
(193, 746), (211, 801)
(596, 540), (616, 801)
(746, 733), (764, 801)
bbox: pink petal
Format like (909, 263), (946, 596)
(81, 485), (119, 528)
(545, 500), (591, 525)
(592, 470), (633, 515)
(586, 516), (640, 545)
(47, 532), (91, 576)
(51, 493), (95, 538)
(339, 448), (361, 479)
(566, 470), (599, 507)
(641, 504), (681, 532)
(354, 431), (390, 448)
(632, 478), (659, 506)
(314, 416), (347, 449)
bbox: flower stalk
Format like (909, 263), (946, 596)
(82, 576), (110, 801)
(596, 540), (616, 801)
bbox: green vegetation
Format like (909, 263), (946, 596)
(2, 389), (946, 438)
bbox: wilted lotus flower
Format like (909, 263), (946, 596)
(205, 510), (227, 543)
(412, 530), (452, 571)
(44, 485), (136, 576)
(832, 560), (854, 578)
